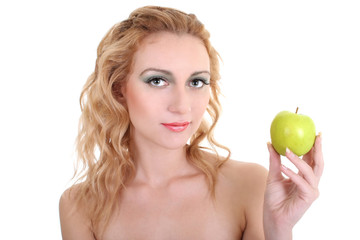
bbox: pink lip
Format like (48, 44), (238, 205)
(161, 122), (190, 132)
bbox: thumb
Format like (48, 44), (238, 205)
(267, 142), (283, 182)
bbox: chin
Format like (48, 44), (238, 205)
(161, 140), (189, 150)
(157, 134), (191, 150)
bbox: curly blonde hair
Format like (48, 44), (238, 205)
(73, 5), (230, 237)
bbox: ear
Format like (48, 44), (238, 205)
(113, 82), (127, 104)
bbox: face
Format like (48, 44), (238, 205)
(123, 32), (211, 150)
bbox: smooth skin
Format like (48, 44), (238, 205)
(264, 134), (324, 239)
(59, 32), (324, 240)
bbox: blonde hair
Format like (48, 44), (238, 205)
(73, 5), (230, 237)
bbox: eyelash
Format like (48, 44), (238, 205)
(145, 76), (210, 88)
(145, 76), (169, 87)
(190, 78), (210, 88)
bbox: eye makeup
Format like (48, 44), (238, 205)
(189, 71), (211, 88)
(142, 75), (170, 87)
(139, 68), (210, 88)
(188, 77), (210, 88)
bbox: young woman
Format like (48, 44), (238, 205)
(59, 6), (324, 240)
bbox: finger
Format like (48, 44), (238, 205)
(301, 146), (314, 180)
(302, 146), (314, 169)
(267, 142), (283, 181)
(285, 148), (317, 188)
(280, 164), (320, 201)
(313, 133), (324, 178)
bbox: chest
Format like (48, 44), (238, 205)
(101, 187), (242, 240)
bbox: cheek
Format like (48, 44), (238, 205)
(192, 92), (210, 118)
(126, 90), (161, 121)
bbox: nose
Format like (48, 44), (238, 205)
(167, 87), (191, 114)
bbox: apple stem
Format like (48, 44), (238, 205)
(296, 107), (299, 114)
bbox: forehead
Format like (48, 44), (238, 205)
(132, 32), (210, 73)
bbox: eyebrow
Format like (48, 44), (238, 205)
(140, 68), (210, 77)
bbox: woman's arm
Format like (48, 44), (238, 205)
(240, 164), (268, 240)
(263, 134), (324, 240)
(59, 188), (95, 240)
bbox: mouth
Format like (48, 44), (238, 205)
(161, 122), (190, 132)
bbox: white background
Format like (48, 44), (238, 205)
(1, 0), (359, 239)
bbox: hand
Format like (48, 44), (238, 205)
(263, 134), (324, 239)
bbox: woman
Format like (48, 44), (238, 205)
(59, 6), (324, 240)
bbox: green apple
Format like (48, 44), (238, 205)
(270, 108), (316, 156)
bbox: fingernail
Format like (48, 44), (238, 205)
(286, 148), (291, 154)
(281, 165), (290, 176)
(281, 164), (288, 171)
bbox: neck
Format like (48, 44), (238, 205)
(129, 139), (195, 188)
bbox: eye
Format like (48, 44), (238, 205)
(189, 78), (210, 88)
(146, 76), (169, 87)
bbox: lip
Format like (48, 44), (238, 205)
(161, 122), (190, 132)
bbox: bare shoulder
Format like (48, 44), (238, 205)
(59, 185), (82, 216)
(217, 158), (269, 214)
(59, 185), (94, 240)
(201, 150), (268, 191)
(60, 185), (78, 206)
(217, 159), (268, 239)
(219, 159), (268, 190)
